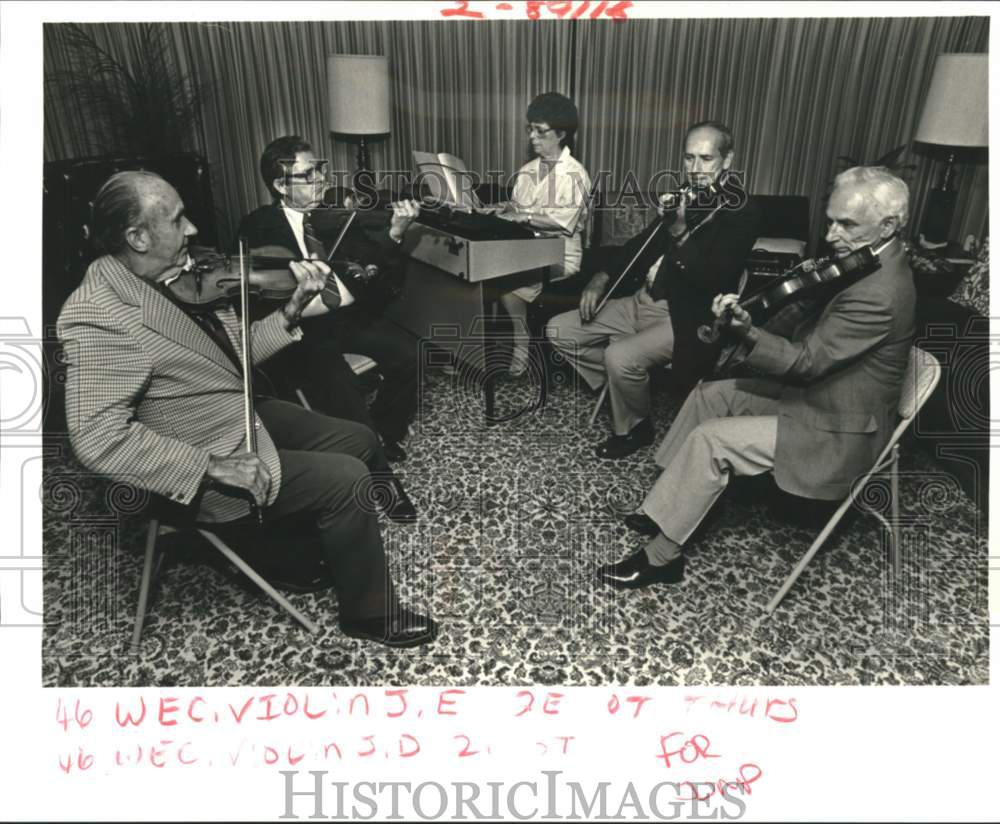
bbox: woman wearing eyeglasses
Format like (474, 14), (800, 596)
(498, 92), (592, 378)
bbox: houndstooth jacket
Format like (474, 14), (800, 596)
(57, 254), (303, 523)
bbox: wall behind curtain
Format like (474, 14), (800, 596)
(45, 17), (987, 251)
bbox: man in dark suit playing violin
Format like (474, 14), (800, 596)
(546, 121), (761, 459)
(237, 135), (421, 465)
(598, 166), (915, 590)
(57, 170), (438, 646)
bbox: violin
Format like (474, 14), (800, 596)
(586, 184), (733, 322)
(697, 239), (892, 344)
(166, 244), (358, 312)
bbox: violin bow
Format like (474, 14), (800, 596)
(237, 238), (263, 526)
(324, 209), (356, 263)
(588, 218), (670, 320)
(589, 194), (725, 321)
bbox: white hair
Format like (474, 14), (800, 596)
(833, 166), (910, 228)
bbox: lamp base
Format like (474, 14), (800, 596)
(352, 137), (378, 206)
(920, 187), (957, 246)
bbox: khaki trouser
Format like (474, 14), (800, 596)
(642, 379), (781, 548)
(546, 289), (674, 434)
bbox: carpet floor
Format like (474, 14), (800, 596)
(42, 367), (989, 687)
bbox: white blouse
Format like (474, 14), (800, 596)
(509, 146), (592, 279)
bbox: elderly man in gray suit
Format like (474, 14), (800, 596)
(58, 170), (437, 646)
(598, 166), (916, 589)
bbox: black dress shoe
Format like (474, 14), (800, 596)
(384, 477), (418, 524)
(594, 418), (655, 459)
(341, 607), (439, 648)
(623, 511), (660, 536)
(597, 549), (684, 589)
(383, 441), (408, 463)
(266, 572), (335, 594)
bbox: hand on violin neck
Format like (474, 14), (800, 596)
(666, 199), (688, 238)
(712, 293), (753, 338)
(389, 198), (421, 242)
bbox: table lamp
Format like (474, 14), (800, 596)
(913, 53), (988, 246)
(327, 54), (391, 191)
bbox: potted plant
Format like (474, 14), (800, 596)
(46, 23), (208, 157)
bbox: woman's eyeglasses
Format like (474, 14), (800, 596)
(524, 124), (555, 137)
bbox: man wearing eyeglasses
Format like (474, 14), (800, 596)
(238, 135), (422, 488)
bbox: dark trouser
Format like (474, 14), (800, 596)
(260, 310), (418, 449)
(256, 398), (391, 622)
(333, 311), (419, 445)
(258, 335), (388, 472)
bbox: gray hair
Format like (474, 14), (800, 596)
(833, 166), (909, 228)
(90, 170), (161, 255)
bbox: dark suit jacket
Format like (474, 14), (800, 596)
(602, 196), (762, 389)
(236, 203), (405, 316)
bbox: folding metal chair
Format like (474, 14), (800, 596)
(765, 346), (942, 614)
(131, 516), (318, 654)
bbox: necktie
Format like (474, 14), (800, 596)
(191, 309), (277, 397)
(302, 212), (342, 310)
(192, 310), (245, 372)
(302, 212), (328, 259)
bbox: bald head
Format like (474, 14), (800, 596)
(91, 171), (167, 255)
(90, 170), (197, 280)
(683, 121), (734, 189)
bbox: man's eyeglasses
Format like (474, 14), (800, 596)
(524, 124), (555, 137)
(286, 168), (326, 184)
(280, 159), (328, 185)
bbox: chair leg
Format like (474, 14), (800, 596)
(765, 493), (856, 615)
(198, 530), (319, 634)
(131, 518), (160, 654)
(589, 382), (609, 426)
(890, 444), (900, 578)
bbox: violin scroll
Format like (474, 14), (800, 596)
(697, 306), (734, 345)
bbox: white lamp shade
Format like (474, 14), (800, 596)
(914, 53), (989, 147)
(327, 54), (390, 136)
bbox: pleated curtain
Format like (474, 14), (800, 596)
(44, 17), (988, 251)
(576, 17), (989, 252)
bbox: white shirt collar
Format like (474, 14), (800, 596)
(538, 145), (572, 167)
(280, 201), (306, 229)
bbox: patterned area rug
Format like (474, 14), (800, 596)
(42, 367), (989, 687)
